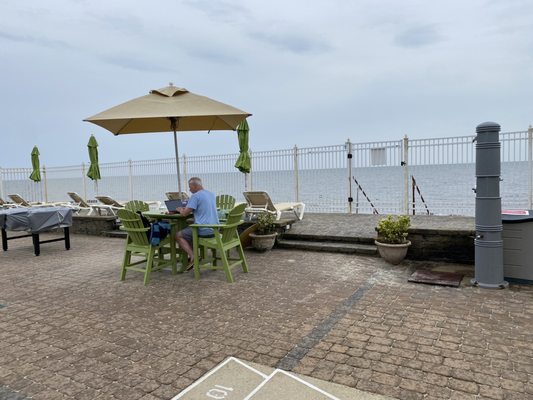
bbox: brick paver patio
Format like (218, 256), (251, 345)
(0, 233), (532, 399)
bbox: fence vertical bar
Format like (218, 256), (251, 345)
(82, 163), (87, 200)
(43, 165), (48, 202)
(527, 125), (533, 210)
(293, 145), (299, 202)
(402, 135), (409, 214)
(346, 140), (353, 213)
(128, 159), (133, 200)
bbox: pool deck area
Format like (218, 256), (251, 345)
(1, 221), (532, 399)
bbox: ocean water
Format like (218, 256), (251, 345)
(2, 162), (529, 216)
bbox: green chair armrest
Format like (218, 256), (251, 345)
(190, 221), (243, 229)
(120, 226), (150, 233)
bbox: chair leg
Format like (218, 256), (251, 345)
(121, 249), (131, 281)
(237, 243), (249, 273)
(193, 232), (201, 280)
(144, 248), (155, 286)
(170, 244), (177, 275)
(220, 249), (234, 283)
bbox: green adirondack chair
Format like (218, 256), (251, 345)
(216, 194), (236, 221)
(124, 200), (150, 213)
(117, 209), (176, 285)
(191, 203), (248, 283)
(216, 194), (236, 210)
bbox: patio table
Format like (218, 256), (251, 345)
(0, 206), (73, 256)
(143, 212), (190, 272)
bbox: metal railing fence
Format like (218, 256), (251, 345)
(1, 127), (531, 216)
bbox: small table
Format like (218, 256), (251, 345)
(143, 212), (190, 272)
(0, 207), (73, 256)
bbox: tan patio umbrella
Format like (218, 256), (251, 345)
(84, 84), (251, 192)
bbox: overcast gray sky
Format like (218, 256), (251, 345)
(1, 0), (532, 168)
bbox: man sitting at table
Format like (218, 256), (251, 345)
(175, 177), (219, 270)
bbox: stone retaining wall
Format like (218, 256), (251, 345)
(408, 228), (475, 263)
(71, 215), (117, 236)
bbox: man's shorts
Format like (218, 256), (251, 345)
(178, 227), (214, 244)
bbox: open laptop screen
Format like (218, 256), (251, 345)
(164, 199), (185, 212)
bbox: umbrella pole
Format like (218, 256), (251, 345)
(173, 129), (182, 193)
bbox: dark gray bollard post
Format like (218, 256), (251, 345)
(472, 122), (508, 289)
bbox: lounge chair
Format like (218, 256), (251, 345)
(95, 195), (124, 208)
(67, 192), (116, 216)
(243, 191), (305, 221)
(0, 197), (17, 208)
(8, 194), (70, 208)
(166, 192), (189, 200)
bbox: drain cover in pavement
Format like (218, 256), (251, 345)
(408, 270), (463, 287)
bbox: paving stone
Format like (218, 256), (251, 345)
(0, 234), (532, 400)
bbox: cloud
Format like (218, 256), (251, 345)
(249, 30), (331, 54)
(185, 47), (239, 64)
(183, 0), (251, 22)
(0, 30), (73, 49)
(99, 53), (177, 73)
(394, 25), (443, 48)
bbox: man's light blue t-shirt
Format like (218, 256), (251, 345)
(187, 189), (219, 236)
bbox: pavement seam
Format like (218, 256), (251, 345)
(275, 274), (376, 371)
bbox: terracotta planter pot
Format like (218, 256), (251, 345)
(249, 232), (277, 252)
(375, 240), (411, 265)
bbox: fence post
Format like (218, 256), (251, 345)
(411, 175), (415, 215)
(182, 154), (188, 188)
(346, 140), (353, 213)
(402, 135), (409, 214)
(43, 165), (48, 203)
(248, 150), (253, 191)
(293, 145), (300, 202)
(81, 163), (87, 200)
(128, 159), (133, 200)
(0, 167), (4, 200)
(527, 125), (533, 210)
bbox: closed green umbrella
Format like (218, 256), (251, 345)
(234, 119), (251, 173)
(86, 135), (101, 181)
(29, 146), (41, 182)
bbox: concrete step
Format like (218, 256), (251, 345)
(277, 238), (378, 256)
(102, 230), (127, 238)
(282, 232), (375, 245)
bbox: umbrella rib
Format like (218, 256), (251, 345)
(215, 116), (239, 131)
(116, 119), (135, 135)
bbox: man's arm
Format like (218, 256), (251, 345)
(177, 206), (194, 217)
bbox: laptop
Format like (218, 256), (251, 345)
(164, 199), (185, 212)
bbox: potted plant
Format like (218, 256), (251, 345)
(249, 212), (277, 251)
(375, 215), (411, 265)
